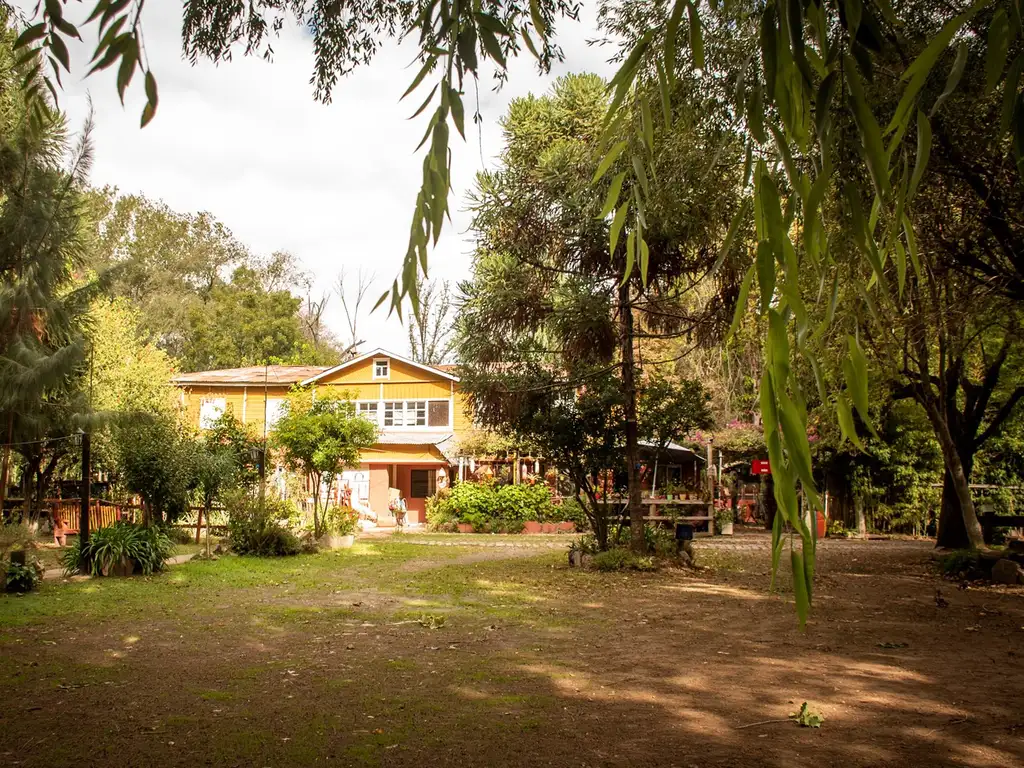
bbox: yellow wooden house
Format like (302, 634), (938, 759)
(173, 348), (470, 525)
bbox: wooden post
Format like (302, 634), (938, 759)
(79, 431), (91, 573)
(706, 441), (715, 536)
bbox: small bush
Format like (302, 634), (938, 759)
(644, 524), (678, 558)
(591, 548), (658, 572)
(938, 549), (982, 578)
(60, 522), (175, 577)
(551, 497), (589, 529)
(163, 525), (195, 545)
(4, 556), (44, 592)
(323, 505), (359, 536)
(227, 495), (302, 556)
(0, 523), (35, 557)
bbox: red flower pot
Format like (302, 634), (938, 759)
(457, 523), (474, 533)
(555, 522), (576, 533)
(523, 521), (543, 534)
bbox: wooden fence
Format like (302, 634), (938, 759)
(46, 499), (140, 533)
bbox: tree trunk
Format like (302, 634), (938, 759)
(923, 401), (985, 549)
(854, 494), (867, 538)
(762, 475), (777, 530)
(619, 283), (644, 552)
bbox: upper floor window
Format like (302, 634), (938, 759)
(428, 401), (450, 427)
(199, 397), (225, 429)
(383, 400), (426, 427)
(358, 402), (379, 422)
(373, 358), (390, 379)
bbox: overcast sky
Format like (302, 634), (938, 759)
(31, 2), (617, 360)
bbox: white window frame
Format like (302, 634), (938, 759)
(357, 398), (450, 430)
(373, 358), (390, 380)
(199, 397), (226, 429)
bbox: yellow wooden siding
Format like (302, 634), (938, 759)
(452, 391), (473, 434)
(386, 359), (439, 383)
(316, 382), (380, 399)
(314, 356), (450, 386)
(241, 386), (292, 435)
(315, 357), (375, 385)
(380, 381), (451, 400)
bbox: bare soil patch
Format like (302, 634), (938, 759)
(1, 536), (1022, 767)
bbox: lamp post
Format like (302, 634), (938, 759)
(249, 445), (266, 513)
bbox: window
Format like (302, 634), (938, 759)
(383, 401), (427, 427)
(410, 468), (436, 498)
(265, 398), (286, 429)
(408, 400), (426, 426)
(384, 401), (402, 427)
(358, 402), (379, 423)
(373, 358), (390, 379)
(428, 401), (450, 427)
(199, 397), (225, 429)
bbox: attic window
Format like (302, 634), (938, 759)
(373, 358), (390, 379)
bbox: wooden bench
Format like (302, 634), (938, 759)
(981, 513), (1024, 544)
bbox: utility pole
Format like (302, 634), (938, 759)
(79, 346), (95, 573)
(619, 281), (643, 552)
(79, 431), (91, 573)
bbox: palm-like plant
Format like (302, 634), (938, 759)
(0, 23), (101, 520)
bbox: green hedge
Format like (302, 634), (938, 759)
(427, 482), (568, 533)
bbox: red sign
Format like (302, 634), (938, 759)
(752, 459), (771, 475)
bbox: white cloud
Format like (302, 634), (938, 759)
(27, 1), (617, 358)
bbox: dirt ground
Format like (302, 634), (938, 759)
(1, 531), (1022, 767)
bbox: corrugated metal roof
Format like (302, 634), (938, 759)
(375, 432), (454, 445)
(173, 365), (329, 386)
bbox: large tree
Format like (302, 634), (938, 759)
(182, 265), (309, 371)
(0, 17), (97, 520)
(458, 73), (743, 550)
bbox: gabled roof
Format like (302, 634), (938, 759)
(300, 347), (460, 385)
(173, 365), (329, 386)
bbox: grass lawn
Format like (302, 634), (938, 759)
(1, 536), (1022, 767)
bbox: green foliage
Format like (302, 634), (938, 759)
(426, 481), (557, 533)
(0, 524), (35, 558)
(60, 521), (175, 577)
(4, 557), (43, 593)
(183, 266), (310, 371)
(88, 297), (179, 416)
(113, 416), (196, 524)
(272, 387), (377, 538)
(323, 505), (359, 537)
(226, 495), (302, 557)
(937, 550), (982, 579)
(639, 374), (714, 453)
(790, 702), (824, 728)
(591, 548), (657, 572)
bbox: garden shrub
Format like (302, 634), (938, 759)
(591, 548), (657, 572)
(226, 495), (302, 556)
(550, 497), (589, 529)
(60, 521), (175, 577)
(162, 525), (195, 545)
(4, 556), (44, 592)
(323, 505), (359, 536)
(938, 549), (982, 579)
(426, 481), (559, 532)
(495, 484), (553, 526)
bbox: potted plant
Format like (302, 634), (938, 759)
(715, 506), (735, 536)
(320, 506), (358, 549)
